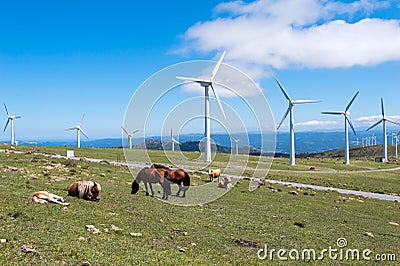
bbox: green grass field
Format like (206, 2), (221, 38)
(0, 145), (399, 265)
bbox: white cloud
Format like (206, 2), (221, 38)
(295, 120), (339, 127)
(356, 115), (400, 123)
(176, 0), (400, 81)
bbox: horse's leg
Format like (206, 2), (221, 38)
(182, 185), (188, 198)
(163, 180), (170, 200)
(144, 182), (149, 196)
(176, 184), (182, 197)
(149, 183), (154, 196)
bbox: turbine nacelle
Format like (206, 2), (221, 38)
(7, 115), (21, 120)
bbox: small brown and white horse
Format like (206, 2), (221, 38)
(151, 164), (190, 198)
(68, 181), (101, 201)
(131, 167), (171, 200)
(208, 169), (221, 182)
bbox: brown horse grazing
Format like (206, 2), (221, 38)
(151, 164), (190, 198)
(131, 167), (171, 200)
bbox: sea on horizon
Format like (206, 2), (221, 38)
(1, 130), (390, 155)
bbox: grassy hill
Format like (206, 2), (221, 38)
(300, 144), (399, 161)
(0, 145), (399, 265)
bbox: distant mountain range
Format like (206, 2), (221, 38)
(1, 130), (392, 155)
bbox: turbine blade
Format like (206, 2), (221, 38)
(3, 119), (10, 132)
(15, 116), (21, 119)
(210, 84), (226, 119)
(210, 50), (226, 81)
(275, 78), (291, 101)
(321, 111), (343, 115)
(80, 114), (85, 126)
(80, 128), (89, 139)
(345, 91), (359, 112)
(386, 119), (400, 127)
(132, 129), (139, 134)
(4, 104), (9, 116)
(366, 120), (382, 131)
(277, 106), (291, 129)
(294, 100), (322, 104)
(346, 116), (357, 136)
(121, 126), (129, 135)
(381, 98), (385, 117)
(65, 126), (77, 131)
(176, 76), (210, 84)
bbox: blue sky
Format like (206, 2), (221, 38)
(1, 0), (400, 142)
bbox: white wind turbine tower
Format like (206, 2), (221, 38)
(177, 50), (227, 162)
(322, 91), (359, 165)
(170, 128), (180, 152)
(394, 132), (399, 159)
(121, 126), (139, 149)
(3, 104), (21, 146)
(276, 79), (321, 166)
(231, 137), (240, 155)
(367, 98), (400, 162)
(65, 114), (88, 148)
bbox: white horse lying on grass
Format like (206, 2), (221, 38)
(32, 191), (70, 206)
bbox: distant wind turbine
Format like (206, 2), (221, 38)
(366, 98), (400, 162)
(231, 137), (240, 155)
(276, 79), (322, 166)
(177, 50), (227, 162)
(121, 126), (139, 149)
(3, 104), (21, 146)
(394, 132), (399, 159)
(170, 128), (180, 152)
(322, 91), (359, 165)
(65, 114), (88, 148)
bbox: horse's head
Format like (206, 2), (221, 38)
(91, 182), (101, 201)
(131, 180), (140, 194)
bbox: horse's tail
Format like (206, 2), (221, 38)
(183, 172), (190, 187)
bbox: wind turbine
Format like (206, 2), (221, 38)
(65, 114), (88, 148)
(372, 135), (377, 146)
(170, 128), (180, 152)
(322, 91), (359, 165)
(394, 132), (399, 159)
(121, 126), (139, 149)
(366, 98), (400, 162)
(231, 136), (240, 155)
(177, 50), (227, 162)
(3, 104), (21, 146)
(275, 79), (321, 166)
